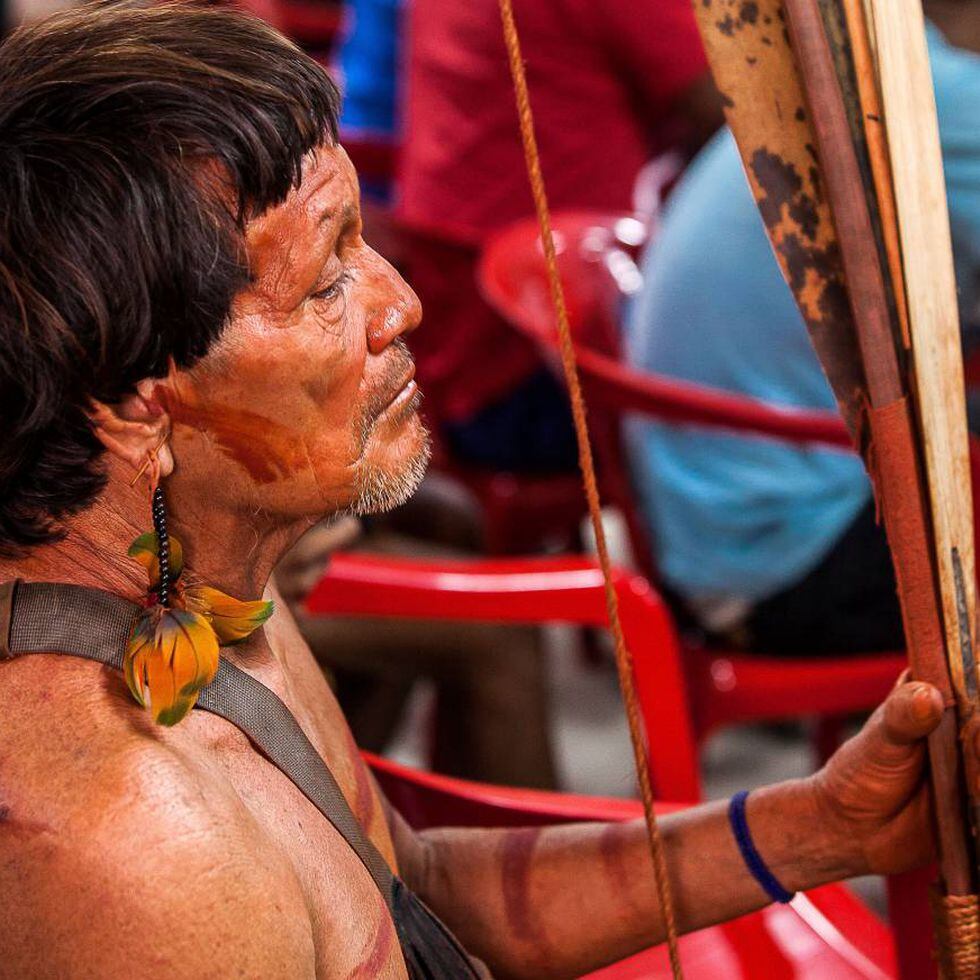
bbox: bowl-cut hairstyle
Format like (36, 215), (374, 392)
(0, 0), (341, 554)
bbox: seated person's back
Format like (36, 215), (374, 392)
(626, 16), (980, 653)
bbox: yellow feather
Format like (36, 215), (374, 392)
(124, 608), (219, 726)
(185, 585), (274, 645)
(127, 533), (185, 588)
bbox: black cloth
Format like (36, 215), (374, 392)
(444, 367), (578, 473)
(743, 500), (905, 656)
(0, 580), (482, 979)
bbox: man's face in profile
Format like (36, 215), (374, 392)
(157, 145), (430, 523)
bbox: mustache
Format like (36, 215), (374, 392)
(359, 338), (417, 434)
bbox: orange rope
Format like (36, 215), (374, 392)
(497, 1), (683, 975)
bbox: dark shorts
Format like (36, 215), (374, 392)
(743, 500), (904, 656)
(443, 368), (579, 474)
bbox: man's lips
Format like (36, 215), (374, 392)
(380, 365), (418, 415)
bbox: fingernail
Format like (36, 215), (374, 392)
(911, 685), (936, 720)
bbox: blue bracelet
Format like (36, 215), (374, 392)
(728, 790), (795, 904)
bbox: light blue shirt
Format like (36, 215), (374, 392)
(626, 24), (980, 604)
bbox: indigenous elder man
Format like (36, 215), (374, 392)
(627, 0), (980, 656)
(400, 0), (723, 472)
(0, 4), (962, 977)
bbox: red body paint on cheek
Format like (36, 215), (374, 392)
(346, 912), (396, 979)
(159, 388), (308, 483)
(500, 826), (546, 946)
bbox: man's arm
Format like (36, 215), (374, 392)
(389, 678), (944, 979)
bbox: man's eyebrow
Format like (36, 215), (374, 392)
(318, 202), (358, 235)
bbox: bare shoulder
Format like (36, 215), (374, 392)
(0, 654), (315, 979)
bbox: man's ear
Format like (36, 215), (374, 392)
(89, 379), (174, 480)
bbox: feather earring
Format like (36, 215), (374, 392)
(124, 449), (273, 726)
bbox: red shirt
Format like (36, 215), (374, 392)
(399, 0), (709, 423)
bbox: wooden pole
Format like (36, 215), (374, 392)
(783, 0), (975, 899)
(694, 0), (980, 970)
(864, 0), (979, 715)
(839, 0), (911, 348)
(691, 0), (868, 436)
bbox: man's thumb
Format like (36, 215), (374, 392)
(882, 681), (944, 746)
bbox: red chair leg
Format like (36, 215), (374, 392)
(887, 865), (937, 980)
(813, 713), (848, 767)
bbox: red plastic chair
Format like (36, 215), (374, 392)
(476, 211), (906, 739)
(310, 551), (926, 977)
(307, 553), (913, 803)
(311, 553), (700, 801)
(364, 751), (896, 977)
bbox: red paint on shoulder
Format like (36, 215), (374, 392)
(346, 911), (397, 979)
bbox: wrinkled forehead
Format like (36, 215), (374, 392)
(244, 145), (358, 278)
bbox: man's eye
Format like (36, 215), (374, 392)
(311, 272), (350, 302)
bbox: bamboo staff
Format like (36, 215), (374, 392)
(692, 0), (867, 434)
(862, 0), (979, 718)
(859, 4), (980, 966)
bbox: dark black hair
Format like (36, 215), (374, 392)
(0, 0), (340, 553)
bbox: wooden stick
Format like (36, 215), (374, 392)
(839, 0), (911, 349)
(784, 0), (974, 898)
(692, 0), (868, 437)
(866, 0), (978, 716)
(782, 0), (897, 403)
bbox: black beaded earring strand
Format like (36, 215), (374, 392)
(124, 464), (273, 726)
(151, 486), (172, 608)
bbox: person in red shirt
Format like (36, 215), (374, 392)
(399, 0), (722, 470)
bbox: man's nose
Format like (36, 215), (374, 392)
(365, 252), (423, 356)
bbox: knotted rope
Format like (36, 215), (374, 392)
(497, 1), (683, 975)
(931, 890), (980, 978)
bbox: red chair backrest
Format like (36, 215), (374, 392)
(479, 212), (854, 574)
(478, 211), (980, 576)
(478, 210), (852, 449)
(308, 553), (703, 801)
(364, 750), (658, 828)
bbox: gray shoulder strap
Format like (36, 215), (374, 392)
(0, 580), (394, 906)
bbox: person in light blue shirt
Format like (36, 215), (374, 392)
(627, 12), (980, 654)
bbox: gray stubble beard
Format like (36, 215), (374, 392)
(343, 417), (432, 517)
